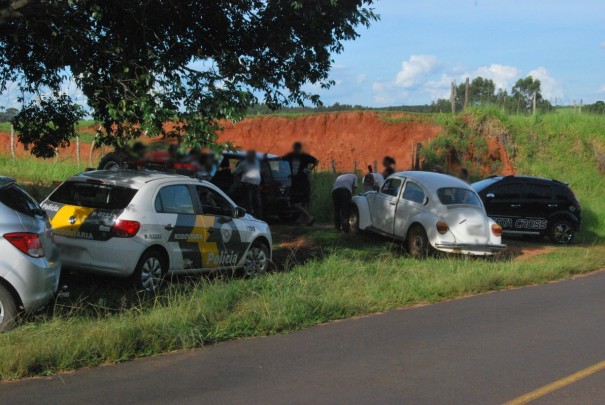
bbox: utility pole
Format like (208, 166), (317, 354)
(464, 77), (470, 110)
(450, 81), (457, 114)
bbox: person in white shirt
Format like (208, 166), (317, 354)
(331, 173), (358, 232)
(233, 150), (262, 218)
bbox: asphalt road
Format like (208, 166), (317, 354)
(3, 271), (605, 404)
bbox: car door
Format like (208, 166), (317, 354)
(482, 182), (525, 233)
(394, 180), (426, 238)
(153, 184), (201, 271)
(372, 177), (404, 234)
(522, 181), (554, 232)
(194, 185), (250, 269)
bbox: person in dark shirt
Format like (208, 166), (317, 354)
(212, 158), (235, 196)
(283, 142), (318, 226)
(382, 156), (396, 178)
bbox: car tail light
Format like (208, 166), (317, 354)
(174, 163), (197, 170)
(112, 220), (140, 238)
(436, 221), (449, 235)
(491, 224), (503, 237)
(4, 232), (45, 258)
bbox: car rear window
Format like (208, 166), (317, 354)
(49, 181), (137, 209)
(0, 184), (43, 217)
(267, 159), (291, 178)
(437, 188), (482, 207)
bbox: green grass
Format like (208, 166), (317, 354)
(1, 230), (604, 380)
(0, 155), (82, 185)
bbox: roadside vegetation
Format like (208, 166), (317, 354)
(0, 107), (604, 379)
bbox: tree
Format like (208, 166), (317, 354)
(511, 76), (542, 114)
(0, 0), (378, 156)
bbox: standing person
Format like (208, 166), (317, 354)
(382, 156), (396, 178)
(233, 150), (262, 218)
(283, 142), (318, 226)
(332, 173), (358, 232)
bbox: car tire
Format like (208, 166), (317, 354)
(407, 225), (434, 258)
(98, 152), (128, 171)
(243, 242), (270, 278)
(132, 249), (167, 292)
(0, 284), (18, 333)
(548, 219), (575, 245)
(349, 205), (362, 235)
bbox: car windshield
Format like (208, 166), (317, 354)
(267, 159), (291, 178)
(437, 188), (482, 207)
(471, 178), (499, 193)
(49, 181), (138, 209)
(0, 184), (44, 217)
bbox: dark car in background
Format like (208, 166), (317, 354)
(212, 151), (297, 221)
(471, 175), (581, 245)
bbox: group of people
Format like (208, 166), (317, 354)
(331, 156), (398, 232)
(231, 142), (318, 225)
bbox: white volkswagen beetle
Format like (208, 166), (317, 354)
(350, 171), (506, 257)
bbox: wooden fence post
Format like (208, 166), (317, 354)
(331, 160), (336, 175)
(373, 160), (378, 173)
(450, 81), (457, 114)
(54, 148), (59, 164)
(76, 134), (80, 166)
(354, 160), (357, 174)
(89, 136), (96, 167)
(10, 124), (15, 160)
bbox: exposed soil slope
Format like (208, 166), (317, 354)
(218, 112), (441, 172)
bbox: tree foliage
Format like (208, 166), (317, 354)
(0, 0), (378, 156)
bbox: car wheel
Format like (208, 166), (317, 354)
(243, 242), (270, 278)
(133, 250), (166, 292)
(98, 152), (127, 171)
(548, 220), (575, 245)
(0, 284), (18, 333)
(349, 205), (362, 234)
(407, 225), (433, 258)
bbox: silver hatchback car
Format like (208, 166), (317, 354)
(0, 177), (61, 331)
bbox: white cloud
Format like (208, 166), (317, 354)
(469, 64), (520, 91)
(372, 81), (405, 105)
(597, 85), (605, 94)
(425, 74), (455, 100)
(527, 67), (564, 100)
(394, 55), (440, 88)
(356, 74), (367, 85)
(600, 41), (605, 48)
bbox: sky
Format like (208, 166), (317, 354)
(1, 0), (603, 110)
(314, 0), (605, 107)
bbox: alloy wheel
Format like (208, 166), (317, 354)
(141, 257), (163, 291)
(243, 246), (268, 277)
(553, 223), (573, 244)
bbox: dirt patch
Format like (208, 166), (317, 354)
(217, 112), (443, 173)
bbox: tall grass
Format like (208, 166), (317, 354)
(0, 155), (82, 184)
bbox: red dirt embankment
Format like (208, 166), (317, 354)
(218, 111), (513, 175)
(0, 111), (514, 175)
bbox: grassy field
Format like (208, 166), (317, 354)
(0, 108), (604, 379)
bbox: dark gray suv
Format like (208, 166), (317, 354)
(0, 177), (61, 331)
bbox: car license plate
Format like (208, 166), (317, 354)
(468, 224), (485, 236)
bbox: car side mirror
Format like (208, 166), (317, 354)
(486, 193), (495, 199)
(423, 196), (429, 205)
(233, 207), (246, 218)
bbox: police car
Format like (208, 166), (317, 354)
(471, 175), (581, 244)
(41, 171), (272, 290)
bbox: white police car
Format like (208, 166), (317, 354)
(41, 170), (272, 290)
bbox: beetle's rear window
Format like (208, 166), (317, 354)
(437, 188), (482, 207)
(49, 182), (137, 209)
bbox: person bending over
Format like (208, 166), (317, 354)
(332, 173), (358, 232)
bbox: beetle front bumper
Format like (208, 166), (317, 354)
(434, 242), (507, 255)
